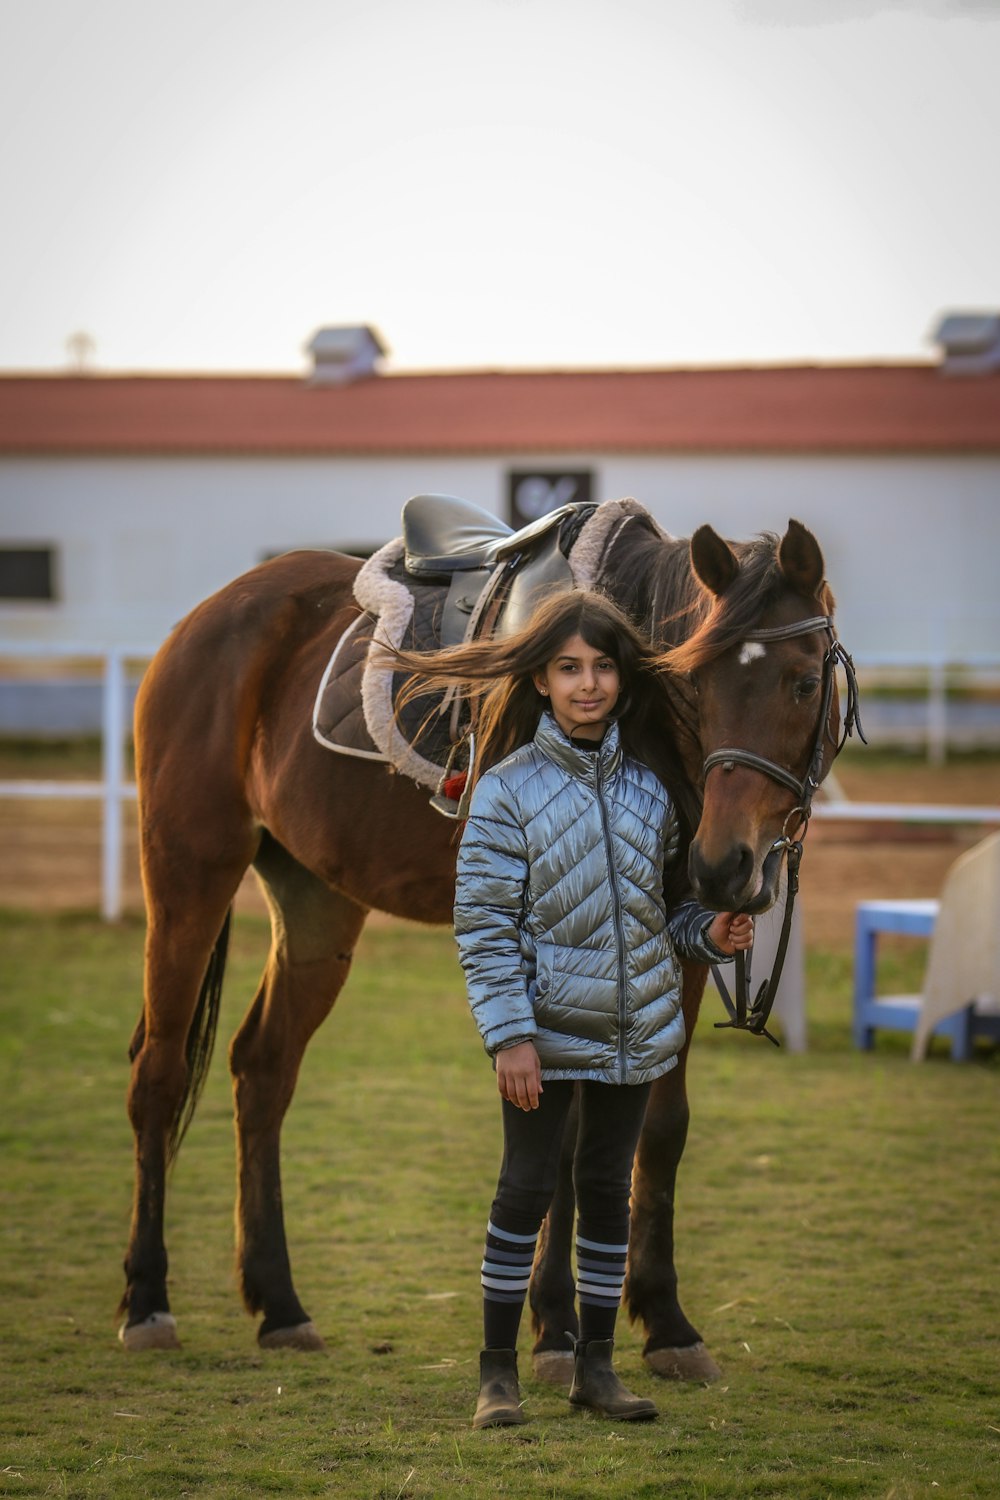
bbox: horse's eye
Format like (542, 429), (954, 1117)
(795, 675), (820, 700)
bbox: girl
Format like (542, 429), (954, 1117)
(395, 590), (752, 1427)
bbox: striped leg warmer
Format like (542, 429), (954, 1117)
(576, 1231), (629, 1343)
(481, 1218), (538, 1350)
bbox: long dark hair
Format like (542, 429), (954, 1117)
(387, 590), (693, 819)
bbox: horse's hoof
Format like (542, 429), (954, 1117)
(258, 1320), (326, 1352)
(532, 1349), (575, 1387)
(118, 1312), (180, 1351)
(644, 1341), (722, 1382)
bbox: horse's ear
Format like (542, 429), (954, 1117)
(778, 519), (825, 599)
(691, 525), (739, 596)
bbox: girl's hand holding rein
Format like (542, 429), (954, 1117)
(706, 911), (754, 954)
(496, 1040), (543, 1111)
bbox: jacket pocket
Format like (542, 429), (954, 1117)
(533, 941), (617, 1044)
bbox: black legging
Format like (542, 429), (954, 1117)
(491, 1078), (653, 1241)
(481, 1078), (653, 1348)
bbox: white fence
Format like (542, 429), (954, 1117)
(852, 651), (1000, 766)
(2, 643), (1000, 922)
(0, 645), (154, 920)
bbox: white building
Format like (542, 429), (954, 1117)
(2, 325), (999, 661)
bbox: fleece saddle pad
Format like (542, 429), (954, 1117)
(311, 498), (660, 792)
(312, 540), (461, 790)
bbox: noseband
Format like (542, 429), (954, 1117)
(703, 614), (866, 1045)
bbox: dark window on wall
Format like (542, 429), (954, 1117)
(507, 470), (593, 529)
(0, 547), (56, 600)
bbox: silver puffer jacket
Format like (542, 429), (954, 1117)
(454, 713), (730, 1086)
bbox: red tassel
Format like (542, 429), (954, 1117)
(443, 770), (468, 801)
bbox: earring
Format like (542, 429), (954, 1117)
(538, 686), (548, 695)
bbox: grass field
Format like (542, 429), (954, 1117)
(1, 909), (998, 1499)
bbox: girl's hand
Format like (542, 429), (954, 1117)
(707, 911), (754, 955)
(496, 1041), (543, 1111)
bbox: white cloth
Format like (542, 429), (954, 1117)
(912, 831), (1000, 1060)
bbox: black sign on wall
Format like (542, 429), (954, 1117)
(0, 547), (56, 600)
(507, 470), (593, 529)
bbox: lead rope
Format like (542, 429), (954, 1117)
(710, 838), (801, 1047)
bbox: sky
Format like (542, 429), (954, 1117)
(1, 0), (997, 376)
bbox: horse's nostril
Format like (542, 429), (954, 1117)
(689, 840), (755, 909)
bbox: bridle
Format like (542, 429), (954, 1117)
(701, 614), (866, 1045)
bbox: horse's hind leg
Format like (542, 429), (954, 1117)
(230, 835), (367, 1349)
(624, 965), (722, 1382)
(121, 853), (252, 1349)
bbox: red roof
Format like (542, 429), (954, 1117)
(1, 365), (998, 455)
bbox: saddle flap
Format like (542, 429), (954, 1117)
(497, 542), (574, 636)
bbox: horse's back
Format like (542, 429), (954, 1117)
(157, 549), (360, 658)
(135, 549), (361, 790)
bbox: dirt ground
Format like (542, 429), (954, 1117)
(1, 750), (998, 949)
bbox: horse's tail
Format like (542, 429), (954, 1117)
(128, 909), (232, 1168)
(168, 908), (231, 1164)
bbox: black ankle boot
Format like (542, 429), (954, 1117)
(568, 1338), (658, 1421)
(473, 1348), (526, 1428)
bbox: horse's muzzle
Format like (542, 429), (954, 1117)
(688, 838), (785, 915)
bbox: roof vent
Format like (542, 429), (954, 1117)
(306, 325), (388, 385)
(930, 311), (1000, 377)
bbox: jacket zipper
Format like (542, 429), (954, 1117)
(595, 753), (629, 1083)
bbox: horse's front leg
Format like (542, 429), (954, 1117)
(528, 1086), (579, 1385)
(230, 842), (368, 1348)
(624, 963), (722, 1382)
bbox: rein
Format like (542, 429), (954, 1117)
(705, 614), (866, 1046)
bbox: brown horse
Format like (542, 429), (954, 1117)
(119, 499), (849, 1380)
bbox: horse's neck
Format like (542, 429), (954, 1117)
(654, 539), (704, 651)
(616, 527), (704, 650)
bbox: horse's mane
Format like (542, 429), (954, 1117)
(601, 516), (834, 675)
(598, 514), (701, 651)
(596, 514), (706, 824)
(663, 534), (789, 673)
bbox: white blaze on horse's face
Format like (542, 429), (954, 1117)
(738, 641), (767, 667)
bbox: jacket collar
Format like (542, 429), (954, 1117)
(533, 711), (623, 784)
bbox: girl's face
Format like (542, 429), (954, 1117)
(533, 633), (621, 741)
